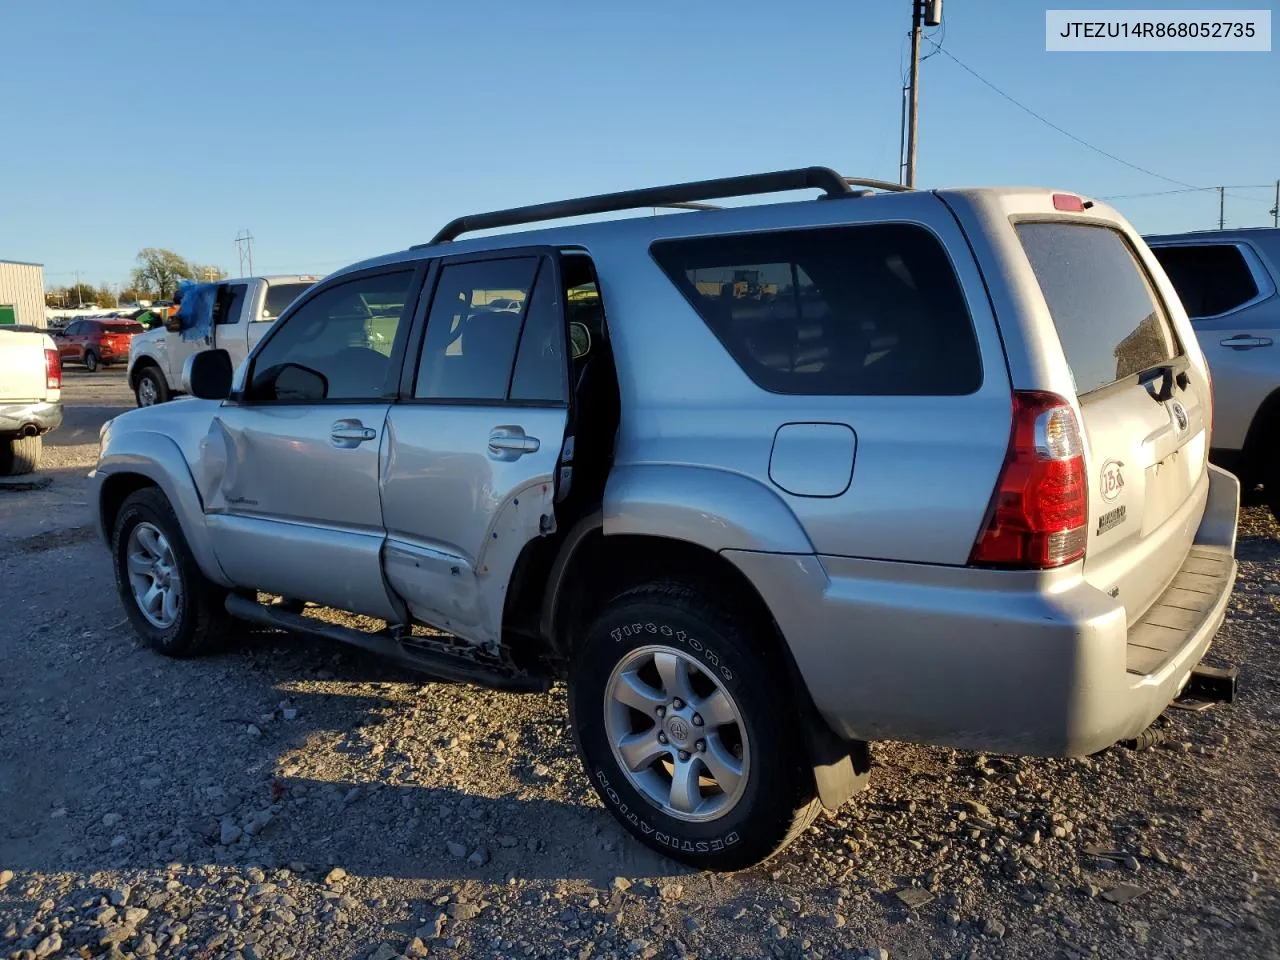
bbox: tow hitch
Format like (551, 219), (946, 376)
(1168, 663), (1239, 713)
(1121, 663), (1239, 749)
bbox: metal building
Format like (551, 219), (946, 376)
(0, 260), (47, 328)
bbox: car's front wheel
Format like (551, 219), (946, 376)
(112, 487), (227, 656)
(134, 366), (169, 407)
(569, 581), (819, 871)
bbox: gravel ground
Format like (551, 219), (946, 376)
(1, 370), (1278, 960)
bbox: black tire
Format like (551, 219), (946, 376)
(569, 581), (819, 871)
(135, 365), (170, 407)
(0, 435), (42, 476)
(112, 487), (228, 657)
(83, 350), (99, 372)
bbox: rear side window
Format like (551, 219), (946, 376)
(1150, 244), (1260, 318)
(651, 224), (982, 396)
(263, 282), (312, 320)
(415, 257), (540, 401)
(1017, 223), (1179, 396)
(216, 284), (248, 325)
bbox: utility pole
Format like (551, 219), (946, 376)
(1218, 186), (1225, 230)
(1271, 180), (1278, 228)
(903, 0), (943, 188)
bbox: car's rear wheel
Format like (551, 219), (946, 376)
(0, 435), (42, 476)
(135, 366), (169, 407)
(568, 581), (819, 871)
(83, 350), (99, 372)
(112, 487), (227, 657)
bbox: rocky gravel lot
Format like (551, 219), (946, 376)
(1, 370), (1278, 960)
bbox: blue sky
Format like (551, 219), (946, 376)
(5, 0), (1277, 288)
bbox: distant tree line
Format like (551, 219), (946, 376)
(45, 248), (229, 308)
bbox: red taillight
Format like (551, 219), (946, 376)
(45, 348), (62, 391)
(1052, 193), (1086, 212)
(970, 391), (1088, 569)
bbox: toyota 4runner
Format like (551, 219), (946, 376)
(91, 168), (1240, 871)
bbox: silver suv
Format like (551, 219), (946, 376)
(1145, 228), (1280, 519)
(91, 168), (1240, 871)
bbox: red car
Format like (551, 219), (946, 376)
(53, 318), (146, 372)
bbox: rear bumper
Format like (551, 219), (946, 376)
(727, 464), (1240, 757)
(0, 400), (62, 438)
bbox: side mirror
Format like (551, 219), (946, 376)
(183, 349), (233, 400)
(568, 321), (592, 361)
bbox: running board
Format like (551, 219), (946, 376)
(224, 593), (548, 692)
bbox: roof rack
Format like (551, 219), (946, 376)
(423, 166), (888, 245)
(845, 176), (912, 193)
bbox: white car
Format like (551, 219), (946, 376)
(0, 326), (62, 474)
(127, 275), (316, 407)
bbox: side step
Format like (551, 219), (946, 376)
(224, 593), (548, 692)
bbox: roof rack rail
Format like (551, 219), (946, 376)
(422, 166), (854, 245)
(845, 176), (912, 193)
(657, 201), (723, 211)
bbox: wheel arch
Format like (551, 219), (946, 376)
(1240, 384), (1280, 486)
(129, 355), (162, 389)
(601, 463), (815, 554)
(95, 434), (231, 588)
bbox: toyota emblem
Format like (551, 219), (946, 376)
(1171, 401), (1188, 433)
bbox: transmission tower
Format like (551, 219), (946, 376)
(235, 230), (255, 277)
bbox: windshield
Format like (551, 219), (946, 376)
(263, 282), (313, 320)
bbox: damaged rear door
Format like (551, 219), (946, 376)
(201, 265), (424, 619)
(379, 248), (570, 652)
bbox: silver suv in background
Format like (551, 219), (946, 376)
(1146, 228), (1280, 519)
(92, 169), (1239, 871)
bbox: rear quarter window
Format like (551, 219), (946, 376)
(650, 223), (982, 396)
(1017, 222), (1180, 396)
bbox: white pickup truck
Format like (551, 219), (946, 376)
(0, 327), (62, 475)
(126, 275), (316, 407)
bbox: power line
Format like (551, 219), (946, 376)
(924, 38), (1199, 190)
(1103, 185), (1271, 201)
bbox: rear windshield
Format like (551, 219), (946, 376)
(104, 321), (145, 334)
(264, 282), (313, 320)
(650, 224), (982, 396)
(1017, 222), (1180, 396)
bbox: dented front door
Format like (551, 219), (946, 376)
(198, 265), (422, 621)
(200, 403), (401, 620)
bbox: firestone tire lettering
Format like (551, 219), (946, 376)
(608, 621), (733, 681)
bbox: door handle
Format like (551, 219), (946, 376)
(488, 427), (540, 459)
(1219, 334), (1273, 349)
(330, 419), (377, 447)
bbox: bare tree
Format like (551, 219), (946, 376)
(130, 249), (228, 299)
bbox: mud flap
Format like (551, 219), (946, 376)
(770, 614), (871, 811)
(805, 713), (871, 811)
